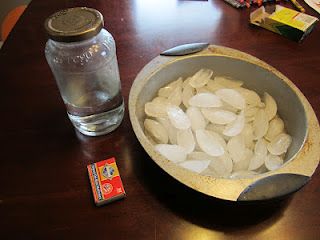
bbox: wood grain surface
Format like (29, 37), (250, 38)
(0, 0), (319, 239)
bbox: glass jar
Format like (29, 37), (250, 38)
(44, 7), (124, 136)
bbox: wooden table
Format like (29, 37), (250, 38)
(1, 0), (319, 239)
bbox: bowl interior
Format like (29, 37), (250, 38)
(135, 55), (307, 165)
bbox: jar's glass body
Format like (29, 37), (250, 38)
(45, 29), (124, 136)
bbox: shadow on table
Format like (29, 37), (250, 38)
(134, 151), (291, 232)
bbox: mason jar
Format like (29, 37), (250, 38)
(44, 7), (124, 136)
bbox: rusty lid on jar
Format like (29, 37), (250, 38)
(44, 7), (104, 42)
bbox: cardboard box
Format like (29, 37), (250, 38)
(87, 157), (126, 206)
(250, 5), (319, 42)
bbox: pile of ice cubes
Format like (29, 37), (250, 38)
(144, 69), (292, 178)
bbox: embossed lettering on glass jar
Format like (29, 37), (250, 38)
(45, 7), (124, 136)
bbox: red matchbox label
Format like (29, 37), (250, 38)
(87, 157), (125, 206)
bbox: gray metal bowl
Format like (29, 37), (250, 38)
(129, 45), (320, 201)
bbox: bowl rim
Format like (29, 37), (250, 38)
(129, 45), (320, 201)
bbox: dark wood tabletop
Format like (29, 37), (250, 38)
(1, 0), (320, 239)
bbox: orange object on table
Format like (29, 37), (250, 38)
(87, 157), (126, 206)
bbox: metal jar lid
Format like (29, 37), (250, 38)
(44, 7), (104, 42)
